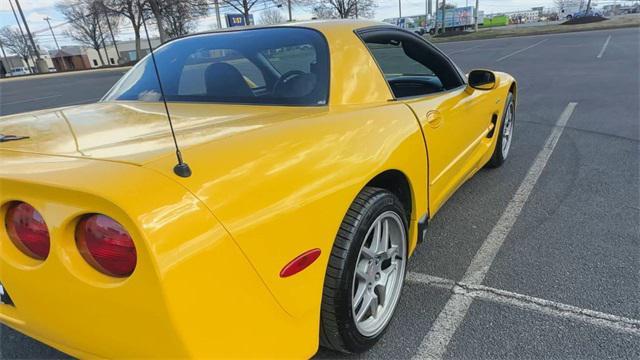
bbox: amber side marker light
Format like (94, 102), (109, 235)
(76, 214), (137, 277)
(280, 248), (322, 278)
(5, 202), (50, 260)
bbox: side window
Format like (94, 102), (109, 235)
(361, 31), (464, 98)
(367, 42), (437, 77)
(178, 49), (265, 96)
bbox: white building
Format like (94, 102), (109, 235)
(0, 52), (54, 76)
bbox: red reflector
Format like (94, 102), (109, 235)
(5, 202), (50, 260)
(76, 214), (137, 277)
(279, 248), (321, 278)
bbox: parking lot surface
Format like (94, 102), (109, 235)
(1, 27), (638, 359)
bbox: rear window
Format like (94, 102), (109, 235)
(103, 28), (330, 106)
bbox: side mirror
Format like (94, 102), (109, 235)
(468, 70), (497, 91)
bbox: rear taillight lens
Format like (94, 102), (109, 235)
(5, 202), (50, 260)
(76, 214), (137, 277)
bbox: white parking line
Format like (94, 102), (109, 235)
(496, 39), (548, 62)
(412, 102), (578, 360)
(597, 35), (612, 59)
(407, 272), (640, 336)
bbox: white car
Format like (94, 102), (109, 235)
(10, 67), (29, 76)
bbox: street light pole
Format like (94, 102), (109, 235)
(288, 0), (293, 21)
(44, 17), (66, 71)
(399, 0), (402, 17)
(15, 0), (41, 60)
(8, 0), (36, 73)
(14, 0), (47, 73)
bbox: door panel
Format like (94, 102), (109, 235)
(356, 27), (499, 215)
(404, 87), (496, 214)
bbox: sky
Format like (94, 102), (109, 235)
(0, 0), (623, 53)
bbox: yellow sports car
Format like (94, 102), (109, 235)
(0, 20), (516, 358)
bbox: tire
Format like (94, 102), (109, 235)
(487, 92), (515, 168)
(320, 187), (408, 353)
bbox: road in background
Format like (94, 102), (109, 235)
(0, 69), (127, 116)
(1, 27), (638, 359)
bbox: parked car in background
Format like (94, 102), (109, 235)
(572, 9), (603, 18)
(383, 15), (430, 35)
(558, 0), (583, 19)
(9, 67), (29, 76)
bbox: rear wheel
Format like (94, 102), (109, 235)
(320, 187), (408, 353)
(487, 92), (515, 168)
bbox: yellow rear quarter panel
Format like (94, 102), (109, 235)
(147, 101), (428, 320)
(0, 151), (310, 358)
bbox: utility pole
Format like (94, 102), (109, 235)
(0, 41), (10, 77)
(213, 0), (222, 29)
(398, 0), (402, 17)
(425, 0), (428, 30)
(475, 0), (479, 32)
(8, 0), (36, 73)
(15, 0), (48, 73)
(288, 0), (293, 21)
(355, 0), (359, 19)
(44, 17), (66, 71)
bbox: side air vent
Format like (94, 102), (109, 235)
(487, 113), (499, 138)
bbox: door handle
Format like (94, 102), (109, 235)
(426, 110), (443, 129)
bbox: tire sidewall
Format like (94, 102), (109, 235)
(338, 192), (408, 352)
(500, 93), (515, 161)
(488, 92), (515, 167)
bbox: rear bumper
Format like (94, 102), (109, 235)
(0, 316), (103, 359)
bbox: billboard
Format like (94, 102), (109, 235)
(225, 14), (254, 27)
(434, 6), (483, 28)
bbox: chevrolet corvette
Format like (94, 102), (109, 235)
(0, 20), (516, 358)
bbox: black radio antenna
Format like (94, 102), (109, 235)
(139, 1), (191, 178)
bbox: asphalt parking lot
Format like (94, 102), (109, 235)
(1, 27), (639, 359)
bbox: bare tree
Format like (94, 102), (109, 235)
(0, 26), (33, 71)
(104, 0), (148, 60)
(258, 8), (285, 24)
(220, 0), (273, 25)
(57, 0), (118, 66)
(148, 0), (209, 40)
(309, 0), (376, 19)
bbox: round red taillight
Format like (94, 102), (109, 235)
(5, 202), (50, 260)
(76, 214), (137, 277)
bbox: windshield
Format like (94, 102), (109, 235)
(103, 27), (330, 106)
